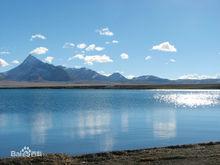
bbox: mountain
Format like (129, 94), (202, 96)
(1, 55), (220, 84)
(131, 75), (171, 84)
(1, 55), (110, 82)
(174, 78), (220, 84)
(62, 67), (107, 82)
(2, 55), (110, 82)
(108, 73), (128, 82)
(3, 55), (70, 82)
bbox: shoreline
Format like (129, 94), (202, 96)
(1, 141), (220, 164)
(0, 81), (220, 89)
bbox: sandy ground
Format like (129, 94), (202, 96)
(0, 142), (219, 165)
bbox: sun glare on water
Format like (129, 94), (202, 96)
(154, 90), (220, 108)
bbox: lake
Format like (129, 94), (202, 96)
(0, 89), (220, 157)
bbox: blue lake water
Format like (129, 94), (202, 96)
(0, 89), (220, 157)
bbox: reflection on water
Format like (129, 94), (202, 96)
(103, 134), (114, 151)
(153, 110), (176, 139)
(154, 90), (220, 108)
(0, 114), (7, 128)
(77, 112), (111, 138)
(121, 112), (129, 132)
(31, 112), (53, 145)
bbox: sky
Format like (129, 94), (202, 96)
(0, 0), (220, 79)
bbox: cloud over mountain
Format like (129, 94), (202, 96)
(11, 60), (20, 64)
(179, 74), (220, 80)
(0, 58), (9, 67)
(29, 47), (48, 55)
(44, 56), (54, 63)
(73, 54), (113, 65)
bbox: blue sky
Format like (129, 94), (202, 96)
(0, 0), (220, 79)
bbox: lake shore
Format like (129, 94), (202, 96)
(1, 81), (220, 89)
(1, 141), (219, 165)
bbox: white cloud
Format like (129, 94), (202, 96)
(112, 40), (119, 44)
(73, 54), (113, 65)
(179, 74), (220, 80)
(145, 56), (152, 61)
(30, 47), (48, 55)
(85, 44), (105, 52)
(0, 51), (10, 55)
(74, 54), (85, 60)
(95, 46), (105, 51)
(85, 44), (96, 51)
(77, 43), (87, 49)
(97, 27), (114, 36)
(44, 56), (54, 63)
(61, 64), (67, 67)
(115, 70), (124, 74)
(120, 53), (129, 60)
(170, 58), (176, 63)
(74, 65), (81, 69)
(0, 58), (9, 67)
(63, 42), (75, 48)
(84, 55), (113, 65)
(68, 54), (84, 61)
(105, 40), (119, 44)
(98, 71), (111, 76)
(126, 75), (135, 79)
(30, 34), (46, 41)
(152, 42), (177, 52)
(11, 60), (20, 64)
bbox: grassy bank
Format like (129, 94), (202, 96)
(1, 142), (220, 165)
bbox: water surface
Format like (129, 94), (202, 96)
(0, 89), (220, 157)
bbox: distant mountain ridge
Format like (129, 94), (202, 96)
(1, 55), (220, 84)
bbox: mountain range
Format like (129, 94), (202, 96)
(0, 55), (220, 84)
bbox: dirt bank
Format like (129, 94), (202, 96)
(0, 142), (220, 165)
